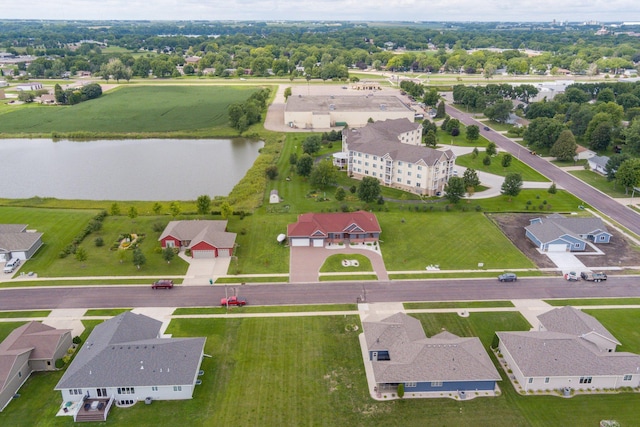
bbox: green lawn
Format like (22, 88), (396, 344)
(32, 213), (189, 277)
(0, 85), (259, 135)
(585, 308), (640, 353)
(570, 170), (629, 198)
(545, 298), (640, 306)
(0, 310), (50, 318)
(455, 152), (550, 182)
(379, 211), (535, 270)
(2, 312), (640, 426)
(405, 301), (515, 309)
(319, 253), (373, 272)
(0, 207), (98, 275)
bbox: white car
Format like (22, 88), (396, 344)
(564, 272), (580, 281)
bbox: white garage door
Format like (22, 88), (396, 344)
(217, 249), (231, 257)
(291, 238), (310, 247)
(312, 239), (324, 247)
(547, 244), (568, 252)
(193, 250), (216, 258)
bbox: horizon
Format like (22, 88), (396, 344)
(1, 0), (638, 24)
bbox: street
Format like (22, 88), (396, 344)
(445, 104), (640, 237)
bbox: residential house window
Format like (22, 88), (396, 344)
(373, 156), (377, 160)
(417, 174), (422, 178)
(358, 160), (362, 165)
(416, 183), (421, 187)
(70, 389), (83, 395)
(408, 164), (412, 168)
(397, 178), (402, 183)
(528, 378), (533, 384)
(407, 171), (411, 176)
(365, 154), (369, 158)
(118, 387), (135, 394)
(173, 386), (182, 392)
(373, 164), (377, 168)
(405, 382), (417, 388)
(624, 375), (633, 381)
(372, 172), (377, 177)
(579, 377), (592, 384)
(365, 170), (369, 175)
(357, 153), (362, 157)
(166, 240), (175, 248)
(431, 381), (442, 387)
(152, 386), (158, 391)
(398, 169), (402, 174)
(407, 180), (411, 185)
(364, 162), (369, 166)
(417, 166), (422, 170)
(545, 377), (550, 383)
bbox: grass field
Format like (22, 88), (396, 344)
(455, 152), (550, 182)
(2, 310), (640, 426)
(570, 170), (629, 198)
(0, 85), (260, 136)
(319, 253), (374, 272)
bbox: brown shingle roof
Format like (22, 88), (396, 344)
(287, 211), (381, 238)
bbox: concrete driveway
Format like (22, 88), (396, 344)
(290, 246), (388, 283)
(544, 251), (587, 274)
(180, 252), (231, 286)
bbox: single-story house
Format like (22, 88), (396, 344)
(0, 322), (72, 412)
(287, 211), (381, 247)
(38, 94), (56, 105)
(588, 155), (610, 175)
(55, 312), (206, 422)
(269, 190), (280, 204)
(159, 220), (236, 258)
(363, 313), (501, 395)
(496, 306), (640, 392)
(525, 214), (612, 252)
(0, 224), (44, 262)
(574, 145), (596, 160)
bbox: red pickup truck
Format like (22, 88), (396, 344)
(221, 296), (247, 306)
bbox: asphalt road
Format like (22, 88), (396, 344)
(2, 277), (640, 311)
(445, 104), (640, 237)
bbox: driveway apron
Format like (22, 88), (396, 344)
(290, 246), (389, 283)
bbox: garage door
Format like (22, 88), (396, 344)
(291, 238), (310, 247)
(547, 244), (568, 252)
(192, 250), (216, 258)
(217, 249), (231, 257)
(312, 239), (324, 247)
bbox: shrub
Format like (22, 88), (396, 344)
(73, 336), (82, 344)
(95, 237), (104, 247)
(55, 358), (65, 369)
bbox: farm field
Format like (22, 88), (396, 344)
(0, 85), (260, 135)
(2, 310), (639, 426)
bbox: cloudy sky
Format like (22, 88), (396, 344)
(2, 0), (637, 22)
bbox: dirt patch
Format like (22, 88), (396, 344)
(488, 213), (640, 269)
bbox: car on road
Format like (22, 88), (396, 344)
(483, 126), (490, 131)
(152, 280), (174, 289)
(580, 271), (607, 282)
(221, 296), (247, 306)
(564, 272), (580, 281)
(498, 273), (517, 282)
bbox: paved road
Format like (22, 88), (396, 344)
(445, 104), (640, 236)
(2, 277), (640, 310)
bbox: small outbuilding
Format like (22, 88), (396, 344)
(269, 190), (281, 204)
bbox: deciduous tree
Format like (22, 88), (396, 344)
(357, 176), (381, 203)
(444, 176), (465, 204)
(550, 130), (578, 162)
(196, 195), (211, 215)
(501, 173), (523, 200)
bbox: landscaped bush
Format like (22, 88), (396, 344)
(55, 358), (65, 369)
(73, 336), (82, 344)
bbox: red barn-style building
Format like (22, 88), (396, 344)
(287, 211), (381, 247)
(159, 220), (236, 258)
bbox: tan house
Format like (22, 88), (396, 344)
(284, 94), (414, 129)
(342, 118), (455, 196)
(0, 322), (72, 412)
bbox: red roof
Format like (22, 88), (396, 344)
(287, 211), (381, 238)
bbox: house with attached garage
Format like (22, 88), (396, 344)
(342, 118), (456, 197)
(524, 214), (612, 252)
(0, 322), (72, 412)
(362, 313), (501, 397)
(495, 306), (640, 393)
(287, 211), (381, 247)
(55, 312), (206, 422)
(0, 224), (44, 262)
(159, 220), (236, 258)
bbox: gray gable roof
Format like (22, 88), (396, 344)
(525, 215), (610, 245)
(589, 155), (610, 169)
(538, 306), (620, 345)
(363, 313), (500, 383)
(0, 224), (42, 253)
(496, 331), (640, 377)
(55, 312), (205, 390)
(159, 220), (236, 249)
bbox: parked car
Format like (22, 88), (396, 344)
(580, 271), (607, 282)
(498, 273), (517, 282)
(483, 126), (490, 131)
(152, 280), (174, 289)
(564, 272), (580, 281)
(221, 296), (247, 306)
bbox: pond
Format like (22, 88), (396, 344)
(0, 138), (264, 201)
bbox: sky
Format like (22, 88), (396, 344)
(1, 0), (638, 23)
